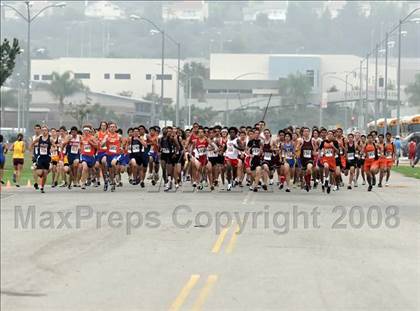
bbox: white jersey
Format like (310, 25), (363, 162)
(225, 138), (239, 159)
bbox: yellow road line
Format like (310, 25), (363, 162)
(226, 224), (240, 254)
(191, 275), (218, 311)
(169, 274), (200, 311)
(211, 227), (229, 253)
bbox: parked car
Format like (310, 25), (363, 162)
(401, 132), (420, 157)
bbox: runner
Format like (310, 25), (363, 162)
(129, 126), (148, 187)
(0, 135), (6, 185)
(300, 127), (316, 192)
(319, 130), (340, 194)
(281, 132), (295, 192)
(408, 138), (416, 167)
(344, 133), (357, 189)
(30, 124), (42, 189)
(363, 133), (379, 192)
(104, 122), (122, 192)
(95, 121), (109, 188)
(246, 128), (262, 192)
(80, 125), (99, 190)
(224, 127), (243, 191)
(50, 128), (60, 187)
(10, 133), (25, 187)
(379, 132), (395, 187)
(62, 126), (81, 189)
(31, 125), (55, 193)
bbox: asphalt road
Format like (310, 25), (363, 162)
(1, 172), (419, 311)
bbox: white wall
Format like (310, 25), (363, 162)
(31, 57), (182, 102)
(210, 54), (270, 80)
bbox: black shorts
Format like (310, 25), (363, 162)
(357, 158), (364, 168)
(301, 159), (313, 170)
(209, 156), (219, 167)
(161, 153), (177, 165)
(36, 156), (51, 170)
(261, 160), (273, 171)
(250, 158), (261, 171)
(13, 158), (24, 166)
(346, 161), (357, 170)
(216, 155), (224, 165)
(130, 153), (149, 167)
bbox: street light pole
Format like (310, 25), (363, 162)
(384, 32), (389, 135)
(1, 1), (66, 134)
(176, 43), (180, 126)
(374, 45), (379, 131)
(159, 30), (165, 126)
(358, 60), (363, 130)
(396, 19), (402, 136)
(365, 53), (369, 131)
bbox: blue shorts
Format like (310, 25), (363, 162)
(68, 153), (80, 165)
(286, 159), (295, 168)
(148, 151), (159, 163)
(81, 155), (96, 168)
(96, 152), (107, 163)
(106, 154), (119, 167)
(118, 154), (130, 166)
(0, 156), (5, 166)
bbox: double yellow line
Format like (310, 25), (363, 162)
(211, 224), (240, 254)
(169, 274), (218, 311)
(169, 224), (241, 310)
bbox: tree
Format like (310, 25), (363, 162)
(181, 62), (209, 100)
(45, 71), (85, 125)
(66, 103), (91, 129)
(405, 73), (420, 106)
(0, 38), (21, 87)
(280, 72), (312, 110)
(0, 89), (17, 127)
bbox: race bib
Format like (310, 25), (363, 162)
(252, 148), (260, 156)
(325, 149), (333, 157)
(386, 152), (392, 159)
(347, 153), (355, 161)
(303, 149), (312, 158)
(227, 145), (234, 153)
(161, 147), (170, 154)
(39, 146), (48, 155)
(368, 151), (375, 159)
(109, 145), (117, 153)
(197, 147), (207, 156)
(70, 144), (79, 154)
(208, 149), (217, 157)
(132, 145), (140, 153)
(83, 145), (91, 153)
(264, 152), (272, 161)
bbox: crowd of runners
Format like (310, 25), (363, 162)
(0, 120), (402, 194)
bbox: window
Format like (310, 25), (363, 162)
(114, 73), (131, 80)
(104, 73), (110, 79)
(74, 73), (90, 79)
(306, 70), (315, 87)
(41, 74), (52, 81)
(33, 74), (40, 80)
(156, 74), (172, 80)
(145, 74), (152, 80)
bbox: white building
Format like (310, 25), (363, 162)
(84, 1), (125, 20)
(31, 57), (183, 103)
(162, 1), (208, 22)
(209, 53), (398, 97)
(243, 1), (288, 22)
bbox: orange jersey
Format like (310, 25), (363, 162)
(364, 144), (377, 161)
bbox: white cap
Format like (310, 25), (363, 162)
(396, 135), (400, 139)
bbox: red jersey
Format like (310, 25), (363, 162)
(106, 133), (121, 155)
(195, 138), (209, 158)
(97, 130), (108, 153)
(81, 134), (96, 157)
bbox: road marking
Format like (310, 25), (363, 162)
(211, 227), (229, 253)
(191, 275), (218, 311)
(169, 274), (200, 311)
(226, 224), (240, 254)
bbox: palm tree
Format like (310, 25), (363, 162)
(46, 71), (85, 125)
(405, 73), (420, 106)
(280, 72), (312, 111)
